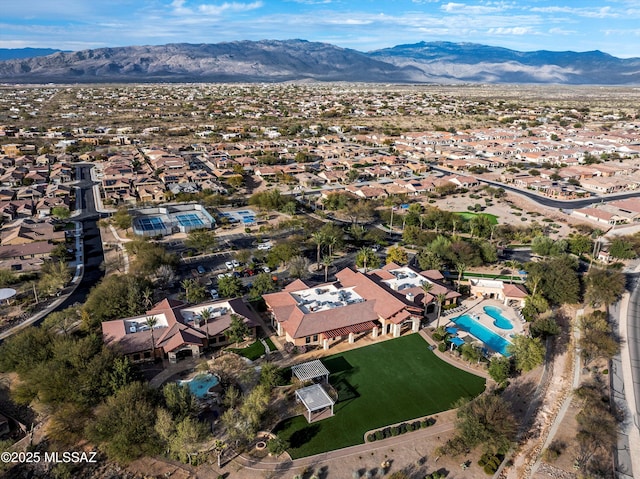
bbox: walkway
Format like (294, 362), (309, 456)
(148, 357), (200, 388)
(418, 329), (491, 380)
(231, 418), (455, 472)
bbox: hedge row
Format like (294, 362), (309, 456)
(478, 453), (504, 475)
(366, 417), (436, 442)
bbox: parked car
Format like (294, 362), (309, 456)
(262, 265), (271, 273)
(218, 272), (233, 279)
(197, 265), (206, 274)
(231, 259), (240, 268)
(210, 289), (219, 300)
(225, 261), (234, 270)
(257, 242), (272, 250)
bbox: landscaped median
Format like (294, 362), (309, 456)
(273, 334), (486, 458)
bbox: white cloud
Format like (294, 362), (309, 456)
(548, 27), (576, 36)
(289, 0), (334, 4)
(198, 1), (263, 15)
(488, 26), (535, 35)
(530, 6), (618, 19)
(441, 2), (508, 14)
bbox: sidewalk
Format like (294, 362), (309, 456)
(614, 283), (640, 477)
(0, 221), (85, 341)
(230, 417), (455, 472)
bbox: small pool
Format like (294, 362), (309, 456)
(451, 314), (512, 356)
(483, 305), (514, 330)
(178, 373), (220, 399)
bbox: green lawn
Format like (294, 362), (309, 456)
(455, 211), (499, 224)
(229, 340), (265, 360)
(273, 334), (485, 458)
(264, 337), (277, 352)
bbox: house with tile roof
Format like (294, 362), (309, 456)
(264, 265), (458, 350)
(101, 297), (258, 364)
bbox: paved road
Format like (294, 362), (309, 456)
(0, 165), (105, 341)
(610, 271), (640, 479)
(429, 165), (640, 210)
(626, 278), (640, 432)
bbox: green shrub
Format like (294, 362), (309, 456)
(484, 463), (498, 475)
(367, 433), (376, 442)
(391, 426), (400, 437)
(438, 343), (447, 352)
(375, 430), (384, 441)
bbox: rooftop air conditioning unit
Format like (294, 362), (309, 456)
(129, 325), (137, 333)
(406, 292), (415, 302)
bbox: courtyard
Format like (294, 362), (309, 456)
(274, 333), (486, 458)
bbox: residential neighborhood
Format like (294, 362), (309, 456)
(0, 83), (639, 479)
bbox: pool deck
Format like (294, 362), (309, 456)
(442, 298), (525, 348)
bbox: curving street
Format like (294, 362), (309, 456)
(0, 165), (105, 340)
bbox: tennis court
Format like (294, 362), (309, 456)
(135, 216), (166, 232)
(176, 213), (205, 228)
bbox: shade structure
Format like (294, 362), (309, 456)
(295, 384), (335, 422)
(0, 288), (16, 304)
(292, 359), (330, 383)
(450, 337), (465, 347)
(445, 326), (459, 334)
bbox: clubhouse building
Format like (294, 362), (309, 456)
(264, 264), (459, 350)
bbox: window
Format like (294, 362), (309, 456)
(305, 336), (311, 344)
(312, 335), (318, 342)
(144, 351), (151, 358)
(219, 335), (225, 342)
(133, 354), (140, 361)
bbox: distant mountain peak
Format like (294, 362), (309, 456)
(0, 40), (638, 85)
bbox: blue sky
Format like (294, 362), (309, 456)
(2, 0), (640, 57)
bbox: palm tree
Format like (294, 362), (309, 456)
(357, 247), (374, 273)
(456, 262), (466, 292)
(213, 439), (227, 468)
(436, 293), (447, 329)
(145, 315), (158, 359)
(322, 255), (332, 283)
(200, 308), (211, 345)
(181, 278), (192, 299)
(311, 231), (325, 271)
(326, 233), (338, 259)
(421, 281), (433, 317)
(505, 260), (520, 283)
(142, 287), (153, 309)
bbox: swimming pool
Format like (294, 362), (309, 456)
(483, 305), (514, 330)
(178, 373), (220, 399)
(451, 314), (512, 356)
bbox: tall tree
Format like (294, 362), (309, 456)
(322, 255), (333, 282)
(184, 228), (216, 253)
(508, 335), (545, 372)
(311, 231), (325, 271)
(421, 281), (433, 317)
(355, 247), (379, 272)
(145, 315), (158, 359)
(386, 245), (409, 265)
(227, 314), (250, 346)
(436, 293), (447, 329)
(584, 267), (626, 307)
(455, 262), (466, 292)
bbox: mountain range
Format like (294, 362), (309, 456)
(0, 39), (639, 85)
